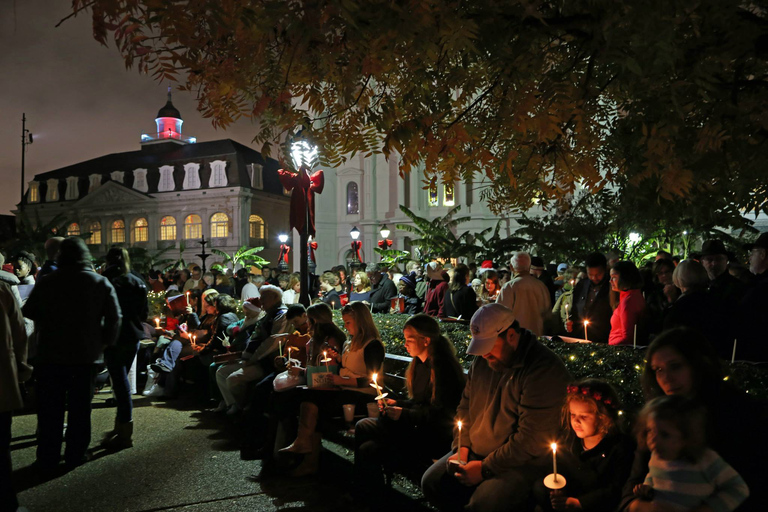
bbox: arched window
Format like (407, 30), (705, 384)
(132, 218), (148, 243)
(211, 212), (229, 238)
(249, 214), (265, 239)
(443, 182), (455, 207)
(346, 182), (359, 214)
(87, 222), (102, 245)
(160, 216), (176, 241)
(184, 214), (202, 239)
(66, 223), (80, 236)
(428, 182), (439, 207)
(111, 220), (126, 244)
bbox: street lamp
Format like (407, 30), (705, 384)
(278, 233), (290, 272)
(350, 226), (362, 271)
(378, 225), (392, 257)
(379, 225), (390, 240)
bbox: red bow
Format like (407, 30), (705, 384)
(279, 244), (291, 264)
(278, 168), (325, 237)
(351, 240), (362, 262)
(378, 239), (393, 249)
(308, 241), (318, 263)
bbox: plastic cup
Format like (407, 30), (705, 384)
(366, 402), (380, 418)
(343, 404), (355, 423)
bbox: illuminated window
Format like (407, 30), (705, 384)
(428, 182), (438, 207)
(46, 179), (60, 202)
(184, 214), (202, 239)
(211, 212), (229, 238)
(66, 223), (80, 236)
(28, 182), (39, 203)
(160, 216), (176, 241)
(443, 182), (455, 207)
(209, 160), (228, 187)
(88, 222), (102, 245)
(111, 220), (126, 244)
(249, 214), (265, 239)
(346, 182), (359, 214)
(132, 218), (148, 242)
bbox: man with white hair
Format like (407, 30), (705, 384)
(496, 252), (551, 336)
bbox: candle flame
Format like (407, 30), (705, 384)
(551, 442), (557, 453)
(372, 373), (378, 383)
(584, 320), (590, 326)
(457, 420), (462, 430)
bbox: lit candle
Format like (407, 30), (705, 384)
(731, 338), (737, 364)
(186, 291), (190, 306)
(287, 346), (293, 366)
(551, 443), (559, 481)
(279, 339), (283, 358)
(372, 373), (383, 396)
(324, 350), (329, 372)
(192, 334), (196, 347)
(583, 320), (589, 342)
(155, 317), (160, 329)
(564, 304), (569, 320)
(457, 420), (463, 464)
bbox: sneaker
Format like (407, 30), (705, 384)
(142, 384), (165, 397)
(150, 361), (172, 373)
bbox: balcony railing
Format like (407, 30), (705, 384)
(140, 132), (197, 144)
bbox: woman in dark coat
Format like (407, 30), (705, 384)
(618, 328), (768, 512)
(443, 264), (478, 321)
(353, 314), (466, 505)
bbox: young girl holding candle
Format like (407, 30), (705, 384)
(632, 395), (749, 512)
(535, 378), (635, 512)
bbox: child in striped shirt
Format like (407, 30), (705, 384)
(633, 395), (749, 512)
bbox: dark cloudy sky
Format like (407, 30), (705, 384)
(0, 0), (260, 215)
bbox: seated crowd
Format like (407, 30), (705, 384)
(1, 233), (768, 512)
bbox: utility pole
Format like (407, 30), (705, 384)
(20, 113), (33, 211)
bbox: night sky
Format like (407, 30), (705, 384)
(0, 0), (260, 215)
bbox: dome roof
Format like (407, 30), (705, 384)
(156, 88), (182, 119)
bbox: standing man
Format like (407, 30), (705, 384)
(37, 236), (64, 279)
(23, 237), (121, 471)
(567, 252), (613, 343)
(368, 264), (397, 314)
(737, 233), (768, 362)
(496, 252), (551, 336)
(421, 303), (571, 511)
(1, 281), (31, 511)
(183, 265), (203, 292)
(700, 239), (747, 305)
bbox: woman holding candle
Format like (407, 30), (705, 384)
(533, 378), (634, 511)
(353, 314), (466, 505)
(277, 301), (384, 476)
(608, 261), (646, 346)
(618, 328), (768, 512)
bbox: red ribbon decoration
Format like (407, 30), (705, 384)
(279, 244), (291, 264)
(308, 241), (318, 263)
(351, 240), (362, 262)
(377, 239), (393, 249)
(277, 168), (325, 237)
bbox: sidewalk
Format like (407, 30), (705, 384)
(10, 391), (424, 512)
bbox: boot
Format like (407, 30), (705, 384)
(100, 418), (119, 446)
(102, 421), (133, 450)
(290, 433), (321, 477)
(278, 402), (318, 455)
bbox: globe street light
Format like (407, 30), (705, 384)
(378, 224), (392, 258)
(278, 233), (290, 272)
(350, 226), (362, 271)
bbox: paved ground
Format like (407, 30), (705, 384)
(10, 387), (430, 512)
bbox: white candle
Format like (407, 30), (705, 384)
(155, 317), (160, 328)
(633, 324), (637, 349)
(324, 350), (329, 372)
(372, 373), (383, 396)
(457, 420), (463, 464)
(731, 339), (737, 364)
(186, 291), (190, 306)
(279, 339), (283, 358)
(551, 442), (558, 481)
(583, 320), (589, 342)
(192, 334), (196, 347)
(564, 303), (569, 319)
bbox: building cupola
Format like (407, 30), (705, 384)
(141, 87), (196, 147)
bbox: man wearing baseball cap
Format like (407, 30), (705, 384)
(736, 233), (768, 361)
(421, 303), (571, 511)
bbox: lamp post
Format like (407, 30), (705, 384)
(377, 224), (392, 259)
(278, 233), (290, 272)
(196, 235), (211, 274)
(350, 226), (363, 272)
(20, 113), (33, 211)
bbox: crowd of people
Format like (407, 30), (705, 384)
(1, 232), (767, 512)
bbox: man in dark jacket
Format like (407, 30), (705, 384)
(422, 303), (571, 511)
(701, 239), (747, 306)
(567, 252), (613, 343)
(368, 264), (397, 313)
(737, 233), (768, 362)
(23, 237), (121, 471)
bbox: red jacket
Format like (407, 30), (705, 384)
(424, 272), (450, 317)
